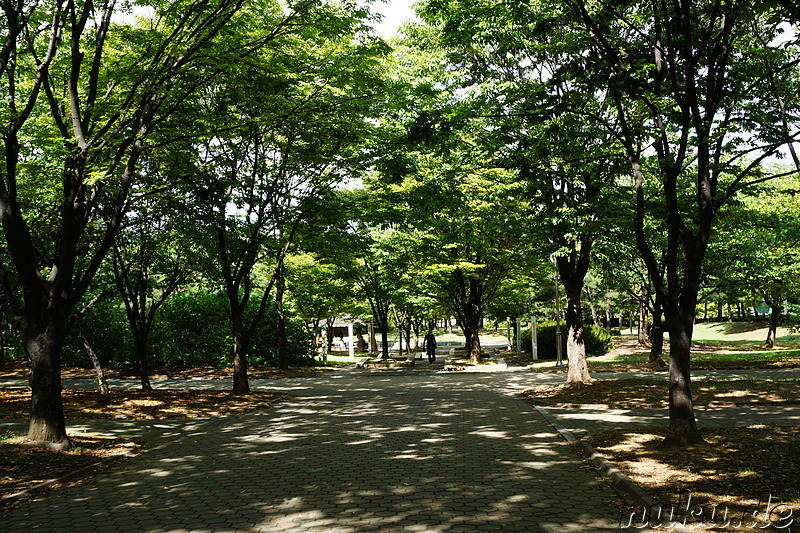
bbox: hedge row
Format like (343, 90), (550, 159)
(519, 321), (613, 358)
(60, 291), (316, 368)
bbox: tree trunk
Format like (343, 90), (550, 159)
(132, 328), (153, 391)
(648, 295), (666, 366)
(563, 277), (593, 386)
(75, 315), (110, 397)
(585, 286), (600, 326)
(637, 291), (650, 347)
(765, 304), (780, 348)
(372, 309), (390, 359)
(232, 312), (250, 394)
(460, 276), (484, 364)
(555, 234), (594, 386)
(379, 326), (390, 359)
(327, 324), (335, 352)
(369, 322), (378, 354)
(664, 313), (703, 446)
(461, 320), (482, 364)
(24, 330), (71, 449)
(403, 319), (412, 355)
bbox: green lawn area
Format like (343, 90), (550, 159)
(526, 321), (800, 372)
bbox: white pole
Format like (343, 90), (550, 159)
(348, 323), (355, 358)
(531, 316), (538, 361)
(321, 327), (328, 364)
(516, 317), (522, 355)
(506, 317), (512, 350)
(555, 272), (563, 367)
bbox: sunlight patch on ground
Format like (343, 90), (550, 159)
(469, 429), (509, 439)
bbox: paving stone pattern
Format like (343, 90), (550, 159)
(1, 371), (628, 532)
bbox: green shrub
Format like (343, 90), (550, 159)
(61, 290), (316, 369)
(520, 321), (613, 358)
(61, 299), (132, 367)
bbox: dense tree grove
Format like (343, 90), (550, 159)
(1, 0), (799, 448)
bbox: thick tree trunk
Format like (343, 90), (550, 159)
(563, 280), (593, 386)
(233, 334), (250, 394)
(25, 330), (71, 449)
(231, 312), (250, 394)
(327, 325), (335, 352)
(664, 313), (703, 446)
(369, 323), (378, 354)
(462, 321), (482, 364)
(649, 323), (665, 365)
(132, 329), (153, 391)
(379, 327), (390, 359)
(460, 276), (484, 364)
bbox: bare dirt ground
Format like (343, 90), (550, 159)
(522, 374), (800, 531)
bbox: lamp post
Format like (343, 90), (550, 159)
(553, 266), (564, 367)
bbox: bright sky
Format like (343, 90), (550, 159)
(369, 0), (418, 37)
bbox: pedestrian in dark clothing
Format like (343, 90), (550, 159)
(424, 331), (437, 363)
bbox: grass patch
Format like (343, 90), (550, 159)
(577, 344), (800, 373)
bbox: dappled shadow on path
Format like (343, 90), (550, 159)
(0, 372), (625, 532)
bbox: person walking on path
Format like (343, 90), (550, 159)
(424, 330), (437, 363)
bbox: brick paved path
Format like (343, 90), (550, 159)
(0, 370), (629, 532)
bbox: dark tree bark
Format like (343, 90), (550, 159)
(231, 315), (251, 395)
(637, 290), (651, 347)
(449, 271), (485, 364)
(648, 293), (666, 367)
(24, 328), (70, 448)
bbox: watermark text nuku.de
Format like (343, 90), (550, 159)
(620, 493), (795, 529)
